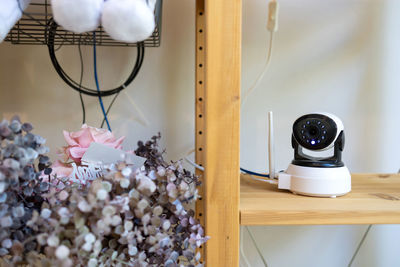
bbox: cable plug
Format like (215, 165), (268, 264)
(267, 0), (279, 32)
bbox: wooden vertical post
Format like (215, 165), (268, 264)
(195, 0), (206, 263)
(195, 0), (241, 266)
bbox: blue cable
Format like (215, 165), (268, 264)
(240, 167), (270, 178)
(93, 32), (112, 131)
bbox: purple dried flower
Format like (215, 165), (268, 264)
(0, 117), (52, 264)
(2, 134), (207, 266)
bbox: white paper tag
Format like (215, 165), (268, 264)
(81, 142), (147, 167)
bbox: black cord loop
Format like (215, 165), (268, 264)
(47, 18), (145, 97)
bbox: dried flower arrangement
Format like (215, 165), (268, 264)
(0, 116), (52, 258)
(0, 121), (208, 267)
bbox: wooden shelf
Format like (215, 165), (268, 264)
(240, 173), (400, 225)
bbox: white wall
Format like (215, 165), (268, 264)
(1, 0), (400, 266)
(241, 0), (400, 266)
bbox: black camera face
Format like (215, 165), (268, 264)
(293, 114), (338, 150)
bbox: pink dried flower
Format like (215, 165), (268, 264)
(62, 124), (125, 163)
(50, 160), (73, 178)
(51, 124), (126, 180)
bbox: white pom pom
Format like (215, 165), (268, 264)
(102, 0), (155, 43)
(0, 0), (30, 42)
(55, 245), (70, 260)
(51, 0), (103, 33)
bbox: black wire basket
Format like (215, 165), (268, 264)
(4, 0), (162, 47)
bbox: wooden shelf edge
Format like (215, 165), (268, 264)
(240, 173), (400, 226)
(240, 213), (400, 226)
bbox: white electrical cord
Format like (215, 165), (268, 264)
(240, 226), (252, 267)
(347, 225), (372, 267)
(250, 175), (278, 184)
(242, 0), (278, 105)
(184, 149), (204, 171)
(245, 226), (269, 267)
(241, 31), (274, 106)
(123, 91), (150, 127)
(185, 150), (278, 184)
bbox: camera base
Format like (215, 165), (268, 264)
(278, 164), (351, 197)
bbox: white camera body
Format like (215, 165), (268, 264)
(278, 112), (351, 198)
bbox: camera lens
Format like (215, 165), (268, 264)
(307, 125), (319, 137)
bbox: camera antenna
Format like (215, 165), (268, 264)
(268, 111), (275, 179)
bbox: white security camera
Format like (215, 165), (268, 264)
(278, 112), (351, 197)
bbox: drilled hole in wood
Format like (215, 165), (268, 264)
(199, 29), (203, 33)
(199, 114), (202, 118)
(199, 213), (203, 216)
(199, 148), (202, 151)
(199, 12), (203, 16)
(199, 46), (203, 50)
(199, 164), (203, 167)
(199, 64), (203, 67)
(199, 97), (203, 101)
(199, 81), (203, 85)
(199, 196), (202, 200)
(199, 131), (202, 135)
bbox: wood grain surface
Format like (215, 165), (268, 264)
(241, 173), (400, 225)
(202, 0), (242, 266)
